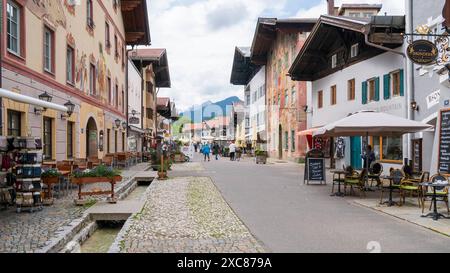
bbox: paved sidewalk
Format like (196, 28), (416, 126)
(114, 176), (265, 253)
(0, 163), (150, 253)
(352, 197), (450, 237)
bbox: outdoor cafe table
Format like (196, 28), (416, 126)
(419, 182), (450, 221)
(330, 170), (347, 197)
(380, 175), (399, 207)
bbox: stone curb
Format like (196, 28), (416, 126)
(108, 179), (155, 253)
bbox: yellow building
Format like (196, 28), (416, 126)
(1, 0), (150, 161)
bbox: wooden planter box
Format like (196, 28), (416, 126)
(174, 154), (186, 163)
(256, 155), (267, 164)
(71, 176), (122, 204)
(41, 176), (60, 199)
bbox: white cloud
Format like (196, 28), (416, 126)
(147, 0), (405, 111)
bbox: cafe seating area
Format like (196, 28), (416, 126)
(330, 163), (450, 221)
(40, 152), (144, 200)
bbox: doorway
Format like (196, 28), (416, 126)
(278, 124), (283, 159)
(86, 117), (98, 158)
(350, 136), (362, 169)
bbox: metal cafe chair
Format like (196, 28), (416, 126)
(422, 174), (450, 215)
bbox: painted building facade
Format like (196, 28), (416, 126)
(1, 0), (150, 160)
(251, 18), (315, 161)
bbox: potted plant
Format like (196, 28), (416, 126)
(41, 168), (62, 184)
(157, 158), (170, 180)
(255, 150), (268, 164)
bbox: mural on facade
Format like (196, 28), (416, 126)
(443, 0), (450, 30)
(97, 47), (107, 98)
(64, 0), (76, 15)
(27, 0), (67, 28)
(76, 50), (88, 92)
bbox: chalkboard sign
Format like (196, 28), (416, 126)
(412, 139), (422, 173)
(305, 158), (326, 184)
(438, 110), (450, 174)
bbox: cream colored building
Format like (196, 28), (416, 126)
(1, 0), (150, 160)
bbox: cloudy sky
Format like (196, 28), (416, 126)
(147, 0), (405, 111)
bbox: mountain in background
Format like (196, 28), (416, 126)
(181, 96), (243, 123)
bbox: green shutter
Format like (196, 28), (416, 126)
(383, 74), (391, 100)
(399, 69), (404, 96)
(374, 77), (380, 101)
(362, 81), (368, 105)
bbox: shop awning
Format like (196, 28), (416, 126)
(0, 88), (68, 112)
(297, 127), (322, 136)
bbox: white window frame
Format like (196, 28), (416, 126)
(44, 28), (53, 72)
(66, 46), (74, 84)
(6, 1), (20, 55)
(350, 43), (359, 58)
(331, 54), (337, 69)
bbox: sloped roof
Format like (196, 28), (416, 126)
(129, 48), (171, 87)
(289, 15), (404, 81)
(122, 0), (151, 45)
(250, 17), (317, 65)
(230, 47), (261, 85)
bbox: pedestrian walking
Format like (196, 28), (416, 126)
(212, 142), (220, 160)
(202, 143), (211, 162)
(236, 147), (242, 162)
(229, 142), (236, 161)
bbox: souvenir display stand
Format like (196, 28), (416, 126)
(0, 136), (44, 213)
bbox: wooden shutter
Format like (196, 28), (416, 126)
(399, 69), (404, 96)
(362, 81), (368, 105)
(374, 77), (380, 101)
(383, 74), (390, 100)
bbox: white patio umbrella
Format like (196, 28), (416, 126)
(313, 110), (433, 190)
(314, 110), (433, 137)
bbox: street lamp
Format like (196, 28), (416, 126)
(60, 100), (75, 119)
(34, 91), (53, 114)
(115, 118), (121, 128)
(122, 121), (127, 130)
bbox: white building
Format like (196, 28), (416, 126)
(289, 15), (407, 172)
(127, 60), (143, 152)
(230, 47), (266, 151)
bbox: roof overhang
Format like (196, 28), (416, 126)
(130, 49), (171, 87)
(157, 98), (171, 118)
(122, 0), (151, 46)
(289, 15), (405, 81)
(250, 18), (317, 65)
(230, 47), (261, 85)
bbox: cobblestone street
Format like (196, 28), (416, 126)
(115, 176), (265, 253)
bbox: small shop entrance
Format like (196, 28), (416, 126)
(86, 117), (98, 158)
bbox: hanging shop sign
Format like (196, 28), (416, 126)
(129, 116), (140, 125)
(407, 39), (439, 65)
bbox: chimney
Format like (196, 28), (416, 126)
(327, 0), (335, 15)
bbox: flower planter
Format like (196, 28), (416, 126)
(71, 176), (122, 184)
(158, 171), (168, 180)
(71, 175), (122, 204)
(256, 155), (267, 164)
(41, 176), (60, 200)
